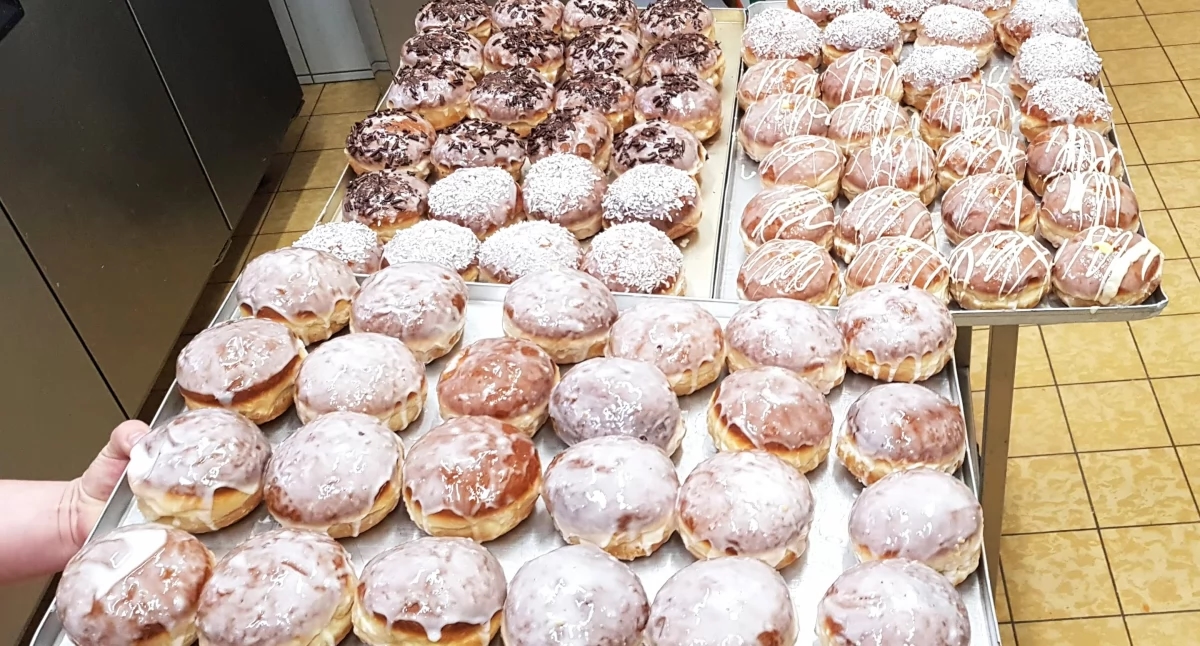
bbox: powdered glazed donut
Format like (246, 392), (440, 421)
(834, 283), (955, 382)
(605, 299), (726, 395)
(725, 297), (846, 393)
(549, 357), (684, 453)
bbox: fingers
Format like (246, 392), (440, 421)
(80, 420), (149, 503)
(100, 420), (151, 462)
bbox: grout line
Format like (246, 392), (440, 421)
(998, 557), (1017, 635)
(1001, 518), (1200, 537)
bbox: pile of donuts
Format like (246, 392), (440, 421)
(55, 251), (981, 645)
(732, 0), (1163, 310)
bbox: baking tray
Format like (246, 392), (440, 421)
(31, 282), (999, 646)
(314, 9), (746, 299)
(714, 0), (1168, 325)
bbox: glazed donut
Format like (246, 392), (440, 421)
(948, 230), (1053, 310)
(350, 262), (469, 363)
(345, 109), (437, 177)
(897, 45), (981, 111)
(737, 59), (819, 111)
(555, 70), (636, 133)
(483, 27), (565, 83)
(527, 106), (614, 170)
(504, 544), (648, 646)
(738, 239), (841, 305)
(725, 297), (846, 393)
(945, 0), (1013, 24)
(843, 135), (938, 205)
(381, 220), (481, 280)
(642, 33), (726, 88)
(788, 0), (862, 27)
(402, 27), (485, 78)
(197, 528), (356, 646)
(1026, 125), (1124, 196)
(388, 62), (476, 131)
(849, 468), (984, 584)
(936, 125), (1027, 190)
(478, 221), (582, 284)
(501, 267), (618, 364)
(823, 10), (904, 64)
(403, 416), (543, 540)
(428, 166), (524, 239)
(1010, 33), (1102, 99)
(941, 172), (1037, 244)
(235, 247), (357, 345)
(837, 382), (966, 483)
(342, 168), (429, 241)
(601, 163), (701, 239)
(640, 0), (715, 45)
(176, 318), (305, 424)
(417, 0), (493, 42)
(835, 185), (935, 262)
(294, 221), (383, 274)
(550, 357), (683, 453)
(914, 5), (996, 68)
(826, 96), (914, 152)
(562, 0), (638, 40)
(56, 525), (214, 646)
(819, 49), (903, 108)
(431, 118), (527, 180)
(759, 134), (844, 201)
(468, 66), (555, 136)
(845, 235), (950, 301)
(864, 0), (935, 41)
(997, 0), (1085, 56)
(634, 73), (723, 141)
(493, 0), (565, 32)
(1019, 77), (1113, 142)
(612, 119), (707, 178)
(647, 558), (796, 646)
(707, 366), (834, 473)
(816, 559), (970, 646)
(920, 81), (1015, 150)
(740, 185), (836, 252)
(565, 24), (643, 83)
(737, 93), (831, 161)
(127, 409), (269, 533)
(605, 300), (726, 395)
(437, 337), (560, 435)
(1053, 226), (1164, 307)
(264, 412), (404, 538)
(834, 283), (956, 382)
(741, 7), (822, 68)
(353, 537), (506, 646)
(583, 222), (686, 295)
(1037, 171), (1139, 247)
(523, 153), (607, 238)
(295, 332), (426, 430)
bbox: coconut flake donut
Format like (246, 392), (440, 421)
(428, 166), (524, 239)
(707, 366), (834, 473)
(197, 528), (356, 646)
(523, 153), (608, 238)
(823, 10), (904, 64)
(294, 222), (383, 274)
(350, 262), (469, 363)
(725, 298), (846, 393)
(738, 239), (841, 305)
(1020, 77), (1114, 142)
(914, 5), (996, 68)
(605, 300), (726, 395)
(1026, 125), (1123, 196)
(835, 185), (935, 263)
(863, 0), (935, 41)
(845, 235), (950, 301)
(388, 61), (476, 131)
(403, 416), (543, 540)
(402, 28), (485, 79)
(1053, 226), (1164, 308)
(843, 135), (938, 205)
(741, 185), (836, 252)
(56, 524), (214, 646)
(819, 49), (903, 108)
(382, 220), (481, 280)
(612, 119), (707, 178)
(345, 109), (437, 177)
(437, 338), (560, 435)
(949, 230), (1052, 310)
(760, 135), (844, 200)
(788, 0), (863, 27)
(816, 558), (971, 646)
(836, 382), (966, 484)
(543, 436), (681, 559)
(527, 107), (614, 170)
(1010, 33), (1102, 100)
(562, 0), (638, 40)
(505, 544), (649, 646)
(556, 70), (637, 133)
(945, 0), (1012, 24)
(936, 125), (1027, 190)
(468, 66), (555, 136)
(483, 27), (565, 83)
(583, 222), (686, 295)
(677, 451), (815, 568)
(941, 172), (1037, 244)
(849, 468), (984, 584)
(642, 33), (726, 88)
(502, 267), (619, 363)
(342, 169), (429, 241)
(565, 24), (643, 82)
(478, 221), (582, 284)
(827, 96), (914, 152)
(1038, 171), (1140, 247)
(550, 357), (683, 454)
(295, 332), (426, 430)
(737, 59), (819, 111)
(417, 0), (493, 42)
(834, 283), (955, 382)
(353, 537), (507, 646)
(737, 93), (831, 161)
(647, 557), (796, 646)
(431, 118), (528, 179)
(898, 45), (981, 111)
(921, 81), (1015, 150)
(997, 0), (1085, 56)
(640, 0), (715, 46)
(493, 0), (565, 32)
(235, 247), (358, 345)
(741, 8), (823, 68)
(602, 163), (701, 239)
(634, 73), (723, 141)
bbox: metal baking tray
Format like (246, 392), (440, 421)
(313, 9), (746, 299)
(31, 282), (999, 646)
(714, 0), (1167, 325)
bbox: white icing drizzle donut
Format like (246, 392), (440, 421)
(583, 222), (684, 294)
(924, 82), (1015, 137)
(824, 10), (903, 55)
(938, 126), (1027, 182)
(827, 96), (914, 149)
(1027, 125), (1122, 187)
(1052, 226), (1164, 307)
(427, 166), (522, 239)
(478, 221), (582, 283)
(294, 222), (383, 274)
(176, 319), (305, 408)
(843, 135), (936, 200)
(235, 247), (359, 326)
(1039, 171), (1139, 244)
(819, 49), (902, 107)
(737, 59), (819, 109)
(381, 220), (480, 277)
(949, 230), (1052, 306)
(738, 93), (832, 161)
(845, 235), (950, 300)
(941, 172), (1036, 242)
(1012, 32), (1102, 89)
(737, 238), (840, 304)
(759, 134), (844, 193)
(725, 298), (846, 393)
(549, 357), (683, 452)
(741, 185), (836, 250)
(834, 284), (955, 379)
(741, 8), (822, 64)
(836, 186), (936, 261)
(647, 557), (796, 646)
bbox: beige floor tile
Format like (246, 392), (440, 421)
(280, 149), (348, 191)
(971, 390), (984, 446)
(312, 79), (382, 115)
(1153, 376), (1200, 444)
(277, 116), (308, 154)
(248, 232), (306, 263)
(1001, 530), (1120, 621)
(1107, 85), (1127, 124)
(260, 189), (330, 234)
(1010, 386), (1076, 456)
(1132, 120), (1200, 164)
(1171, 45), (1200, 80)
(1080, 448), (1199, 526)
(297, 112), (361, 151)
(257, 153), (292, 194)
(1141, 210), (1186, 258)
(999, 623), (1015, 646)
(1015, 617), (1131, 646)
(1115, 83), (1199, 125)
(1140, 0), (1200, 13)
(183, 283), (232, 334)
(1171, 207), (1200, 256)
(1180, 447), (1200, 499)
(970, 328), (989, 391)
(1088, 16), (1160, 50)
(1004, 455), (1096, 533)
(1042, 322), (1146, 383)
(1148, 12), (1200, 46)
(1114, 124), (1144, 165)
(995, 566), (1011, 622)
(1061, 381), (1172, 451)
(1128, 166), (1166, 210)
(208, 235), (255, 284)
(1186, 79), (1200, 105)
(1101, 48), (1181, 85)
(1132, 313), (1200, 377)
(1150, 162), (1200, 209)
(1104, 523), (1200, 613)
(1127, 611), (1200, 645)
(1017, 326), (1056, 388)
(233, 192), (273, 238)
(298, 83), (323, 117)
(1080, 0), (1143, 19)
(1160, 259), (1200, 314)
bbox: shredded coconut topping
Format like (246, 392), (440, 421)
(293, 222), (382, 273)
(602, 163), (698, 224)
(478, 221), (582, 282)
(1003, 0), (1085, 39)
(1013, 33), (1102, 87)
(918, 4), (993, 44)
(945, 0), (1009, 10)
(382, 220), (479, 273)
(899, 45), (979, 89)
(865, 0), (936, 24)
(825, 10), (902, 52)
(1023, 77), (1112, 123)
(584, 222), (683, 293)
(427, 166), (518, 231)
(523, 153), (606, 221)
(742, 8), (822, 59)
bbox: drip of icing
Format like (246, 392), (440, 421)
(760, 134), (843, 188)
(741, 185), (835, 246)
(549, 357), (681, 450)
(647, 558), (796, 646)
(605, 300), (724, 381)
(295, 332), (424, 419)
(738, 238), (838, 302)
(176, 319), (303, 407)
(1053, 226), (1163, 305)
(235, 247), (359, 324)
(949, 230), (1051, 299)
(849, 468), (982, 562)
(834, 284), (955, 371)
(847, 235), (949, 294)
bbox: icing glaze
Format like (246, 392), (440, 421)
(343, 169), (429, 230)
(563, 0), (638, 33)
(493, 0), (565, 32)
(737, 238), (840, 303)
(923, 82), (1015, 136)
(710, 366), (834, 451)
(633, 73), (722, 136)
(937, 126), (1027, 181)
(642, 33), (724, 84)
(235, 247), (358, 325)
(738, 92), (831, 159)
(416, 0), (491, 34)
(555, 70), (635, 121)
(949, 230), (1052, 302)
(549, 357), (683, 451)
(842, 382), (967, 465)
(437, 337), (557, 421)
(940, 172), (1036, 240)
(819, 49), (902, 107)
(431, 118), (527, 174)
(401, 28), (484, 74)
(759, 134), (844, 192)
(483, 27), (564, 76)
(640, 0), (714, 43)
(737, 59), (819, 109)
(295, 332), (425, 420)
(725, 298), (846, 393)
(1052, 226), (1163, 306)
(835, 284), (956, 376)
(647, 557), (796, 646)
(605, 299), (725, 387)
(741, 185), (836, 249)
(827, 95), (913, 149)
(848, 467), (982, 563)
(566, 24), (642, 79)
(176, 318), (304, 407)
(1027, 124), (1122, 185)
(345, 109), (437, 173)
(350, 262), (468, 353)
(836, 185), (935, 259)
(844, 135), (936, 198)
(612, 119), (707, 176)
(1039, 171), (1139, 239)
(526, 107), (613, 166)
(388, 61), (476, 116)
(503, 267), (617, 339)
(846, 235), (949, 298)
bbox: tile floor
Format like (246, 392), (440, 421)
(141, 2), (1200, 642)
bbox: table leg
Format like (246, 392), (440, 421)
(981, 325), (1018, 593)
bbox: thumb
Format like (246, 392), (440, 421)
(79, 420), (150, 503)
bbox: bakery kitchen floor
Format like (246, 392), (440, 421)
(141, 2), (1200, 641)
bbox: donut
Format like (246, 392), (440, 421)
(725, 298), (846, 393)
(864, 0), (936, 41)
(555, 70), (637, 133)
(816, 559), (970, 646)
(526, 106), (614, 170)
(941, 172), (1037, 244)
(468, 66), (555, 136)
(740, 185), (836, 252)
(759, 136), (843, 202)
(836, 382), (967, 484)
(741, 7), (822, 68)
(634, 73), (723, 141)
(612, 119), (707, 178)
(176, 318), (305, 424)
(295, 332), (426, 430)
(944, 0), (1013, 24)
(401, 27), (485, 78)
(823, 10), (904, 64)
(345, 109), (437, 177)
(788, 0), (863, 27)
(523, 153), (608, 238)
(56, 525), (214, 646)
(914, 5), (996, 68)
(562, 0), (638, 40)
(565, 25), (642, 84)
(381, 220), (481, 280)
(737, 93), (831, 161)
(605, 300), (726, 395)
(1052, 226), (1164, 307)
(826, 96), (914, 152)
(1019, 77), (1114, 142)
(921, 81), (1015, 150)
(403, 416), (543, 540)
(478, 221), (582, 284)
(738, 239), (841, 305)
(737, 59), (819, 111)
(483, 27), (565, 83)
(342, 168), (429, 241)
(845, 235), (950, 301)
(234, 247), (358, 345)
(417, 0), (493, 42)
(502, 267), (618, 363)
(949, 230), (1053, 309)
(936, 125), (1027, 190)
(428, 166), (524, 239)
(843, 135), (938, 205)
(504, 544), (648, 645)
(642, 33), (726, 88)
(197, 528), (356, 646)
(293, 221), (383, 274)
(707, 366), (834, 473)
(549, 357), (683, 453)
(264, 412), (404, 538)
(647, 558), (796, 646)
(849, 468), (984, 584)
(819, 49), (903, 108)
(897, 45), (981, 111)
(835, 185), (935, 262)
(583, 222), (686, 295)
(1010, 33), (1102, 99)
(352, 537), (506, 646)
(601, 163), (701, 239)
(640, 0), (715, 45)
(997, 0), (1085, 56)
(1026, 125), (1124, 196)
(431, 118), (527, 180)
(493, 0), (565, 32)
(835, 283), (955, 382)
(350, 262), (469, 363)
(1038, 171), (1139, 247)
(437, 337), (560, 435)
(388, 61), (476, 131)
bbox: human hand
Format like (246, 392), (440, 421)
(60, 420), (150, 550)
